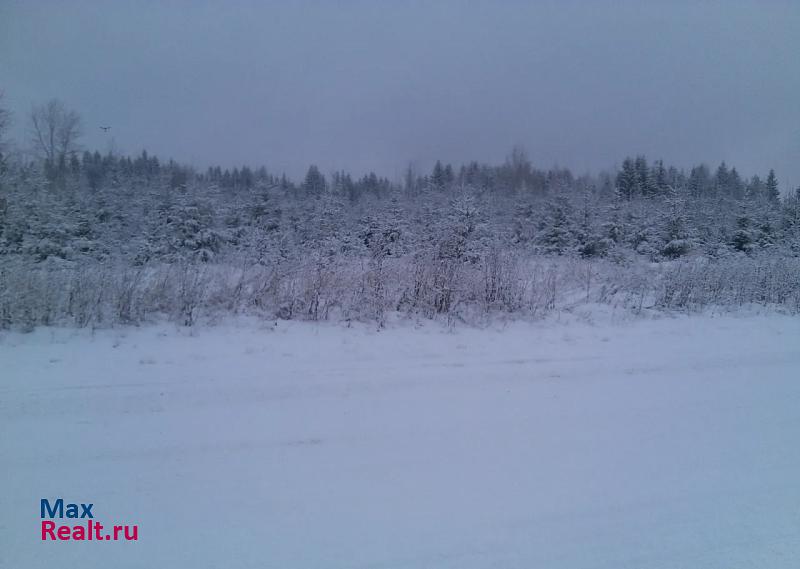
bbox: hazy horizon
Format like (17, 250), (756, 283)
(2, 0), (798, 186)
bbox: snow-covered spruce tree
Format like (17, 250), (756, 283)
(730, 204), (756, 254)
(766, 169), (780, 203)
(302, 165), (326, 197)
(511, 198), (537, 246)
(615, 157), (639, 200)
(574, 187), (611, 258)
(659, 188), (692, 259)
(536, 196), (576, 255)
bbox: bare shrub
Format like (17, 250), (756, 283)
(0, 252), (797, 332)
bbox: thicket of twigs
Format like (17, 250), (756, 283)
(2, 253), (798, 331)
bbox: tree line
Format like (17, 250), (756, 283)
(1, 97), (799, 328)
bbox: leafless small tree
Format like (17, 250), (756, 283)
(29, 99), (82, 164)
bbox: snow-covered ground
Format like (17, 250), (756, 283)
(2, 314), (800, 568)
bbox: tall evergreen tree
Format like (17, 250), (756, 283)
(615, 157), (638, 200)
(653, 160), (668, 195)
(714, 162), (730, 196)
(765, 169), (780, 202)
(634, 156), (654, 196)
(430, 160), (447, 190)
(302, 165), (326, 196)
(688, 165), (710, 198)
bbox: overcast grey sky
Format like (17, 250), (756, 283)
(1, 0), (798, 185)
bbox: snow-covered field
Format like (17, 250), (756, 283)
(2, 314), (800, 568)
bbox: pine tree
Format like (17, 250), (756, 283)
(688, 165), (710, 198)
(537, 196), (576, 254)
(730, 205), (755, 253)
(575, 188), (609, 257)
(714, 162), (730, 196)
(634, 156), (654, 196)
(615, 157), (638, 200)
(443, 164), (455, 187)
(728, 168), (744, 199)
(653, 160), (668, 195)
(746, 175), (764, 200)
(431, 160), (447, 190)
(660, 189), (691, 258)
(302, 165), (326, 196)
(766, 169), (780, 202)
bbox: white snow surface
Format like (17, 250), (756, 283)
(2, 313), (800, 568)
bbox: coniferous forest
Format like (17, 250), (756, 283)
(1, 98), (799, 329)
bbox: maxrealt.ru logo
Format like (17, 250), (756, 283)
(40, 498), (139, 541)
